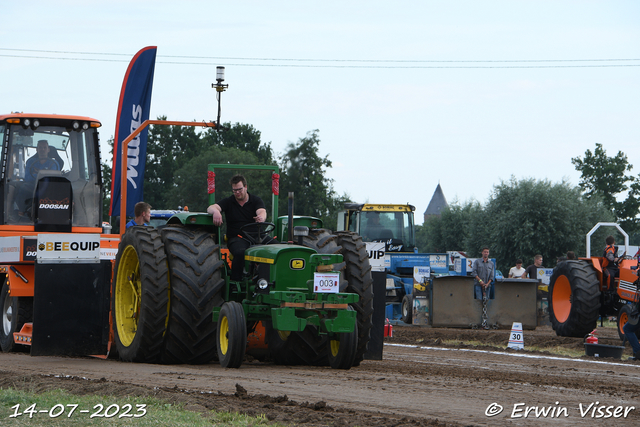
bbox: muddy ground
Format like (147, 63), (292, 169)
(1, 325), (640, 426)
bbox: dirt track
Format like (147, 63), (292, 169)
(1, 326), (640, 426)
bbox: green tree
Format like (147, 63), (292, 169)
(571, 143), (640, 232)
(485, 177), (613, 271)
(418, 201), (486, 254)
(100, 137), (114, 224)
(417, 178), (614, 273)
(168, 145), (268, 212)
(201, 123), (274, 164)
(145, 117), (204, 210)
(277, 130), (348, 230)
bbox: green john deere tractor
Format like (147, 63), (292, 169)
(111, 164), (373, 370)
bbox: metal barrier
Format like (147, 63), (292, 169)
(431, 276), (538, 329)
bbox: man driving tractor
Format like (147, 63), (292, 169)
(207, 175), (271, 281)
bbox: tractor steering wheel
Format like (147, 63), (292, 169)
(240, 222), (276, 245)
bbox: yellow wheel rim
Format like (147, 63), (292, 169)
(115, 246), (141, 347)
(219, 315), (229, 355)
(330, 338), (340, 357)
(277, 330), (290, 341)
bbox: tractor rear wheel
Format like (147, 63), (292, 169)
(217, 301), (247, 369)
(0, 279), (32, 353)
(265, 321), (328, 365)
(112, 227), (169, 363)
(160, 226), (226, 364)
(334, 231), (374, 365)
(549, 260), (601, 338)
(617, 304), (640, 341)
(401, 294), (413, 324)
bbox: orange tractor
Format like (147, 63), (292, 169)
(549, 223), (640, 339)
(0, 113), (119, 355)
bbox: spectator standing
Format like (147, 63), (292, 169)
(472, 247), (495, 329)
(522, 255), (543, 280)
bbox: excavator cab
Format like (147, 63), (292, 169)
(1, 114), (103, 228)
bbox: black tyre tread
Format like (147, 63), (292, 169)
(112, 227), (169, 363)
(328, 308), (359, 370)
(160, 226), (226, 365)
(265, 321), (330, 366)
(217, 301), (247, 369)
(334, 231), (374, 366)
(0, 278), (33, 353)
(401, 294), (413, 324)
(549, 260), (601, 338)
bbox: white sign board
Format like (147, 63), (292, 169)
(0, 236), (21, 263)
(313, 272), (340, 293)
(37, 234), (101, 264)
(365, 242), (386, 272)
(429, 254), (446, 270)
(538, 268), (555, 285)
(413, 266), (431, 284)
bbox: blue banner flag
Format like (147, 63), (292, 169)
(109, 46), (157, 216)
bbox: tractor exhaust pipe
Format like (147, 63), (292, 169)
(288, 192), (294, 244)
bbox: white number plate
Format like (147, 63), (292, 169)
(313, 272), (340, 293)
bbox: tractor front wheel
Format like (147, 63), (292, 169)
(217, 301), (247, 369)
(0, 279), (32, 353)
(112, 227), (169, 363)
(401, 294), (413, 324)
(548, 260), (601, 338)
(617, 304), (640, 341)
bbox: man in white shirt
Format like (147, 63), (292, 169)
(508, 259), (526, 278)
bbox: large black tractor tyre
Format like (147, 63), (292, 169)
(334, 231), (374, 366)
(617, 304), (640, 342)
(160, 226), (226, 364)
(217, 301), (247, 369)
(548, 260), (601, 338)
(265, 321), (329, 366)
(0, 278), (33, 353)
(267, 229), (374, 366)
(112, 227), (170, 363)
(401, 294), (413, 324)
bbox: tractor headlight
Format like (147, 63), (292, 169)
(257, 278), (269, 290)
(256, 278), (270, 294)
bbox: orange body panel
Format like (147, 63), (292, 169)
(2, 264), (34, 296)
(13, 323), (33, 345)
(247, 322), (268, 349)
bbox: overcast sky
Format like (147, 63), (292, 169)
(2, 1), (639, 224)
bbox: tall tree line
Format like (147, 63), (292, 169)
(102, 119), (349, 230)
(416, 143), (640, 274)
